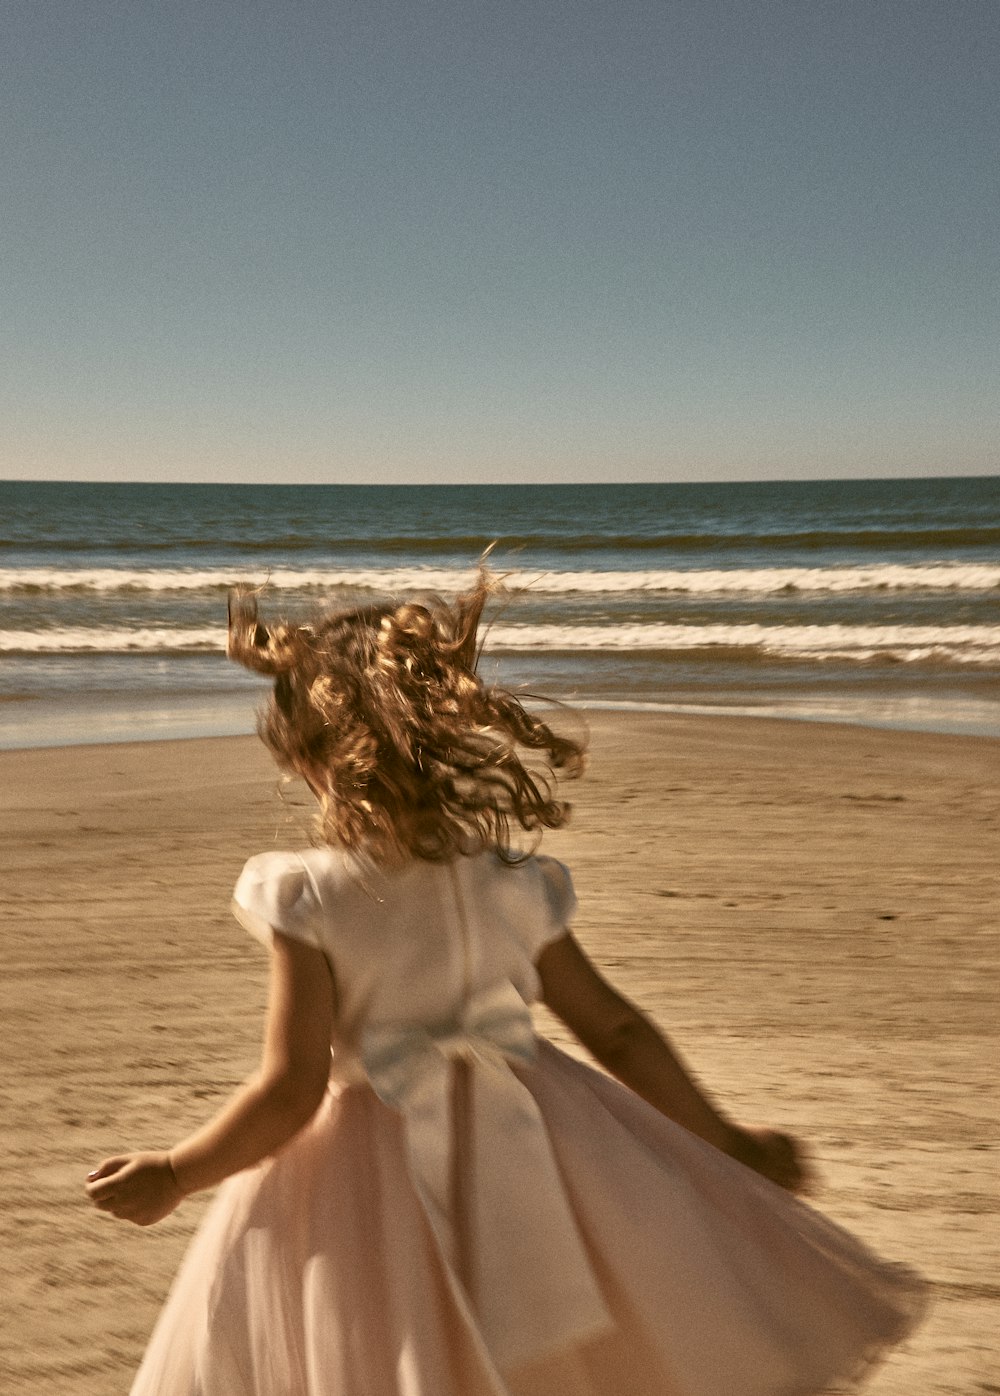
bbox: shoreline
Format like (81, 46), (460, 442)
(3, 710), (997, 1393)
(3, 686), (1000, 753)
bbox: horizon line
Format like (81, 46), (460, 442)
(3, 471), (998, 489)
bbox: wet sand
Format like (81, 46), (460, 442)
(1, 712), (997, 1393)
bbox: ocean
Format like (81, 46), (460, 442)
(1, 477), (998, 749)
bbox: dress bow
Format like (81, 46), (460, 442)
(357, 983), (612, 1374)
(360, 981), (538, 1108)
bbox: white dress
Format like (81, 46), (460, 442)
(130, 848), (926, 1396)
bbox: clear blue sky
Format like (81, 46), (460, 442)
(2, 1), (997, 484)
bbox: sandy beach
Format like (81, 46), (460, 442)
(2, 711), (997, 1394)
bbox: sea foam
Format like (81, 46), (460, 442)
(4, 622), (999, 664)
(0, 562), (998, 596)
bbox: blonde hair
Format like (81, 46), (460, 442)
(227, 569), (585, 862)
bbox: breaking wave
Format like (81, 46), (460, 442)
(5, 622), (999, 665)
(1, 562), (998, 597)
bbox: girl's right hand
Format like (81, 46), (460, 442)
(85, 1151), (184, 1226)
(727, 1126), (812, 1193)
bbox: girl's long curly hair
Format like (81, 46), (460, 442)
(227, 568), (585, 862)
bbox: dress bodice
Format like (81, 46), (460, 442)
(232, 847), (576, 1052)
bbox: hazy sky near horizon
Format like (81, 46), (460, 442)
(3, 1), (998, 485)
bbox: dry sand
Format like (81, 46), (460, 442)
(1, 712), (997, 1394)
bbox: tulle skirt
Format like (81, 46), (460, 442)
(130, 1040), (927, 1396)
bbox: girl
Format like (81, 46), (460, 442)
(87, 571), (926, 1396)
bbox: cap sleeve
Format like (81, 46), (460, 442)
(231, 851), (324, 950)
(528, 856), (577, 957)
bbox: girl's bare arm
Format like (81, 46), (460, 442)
(86, 934), (334, 1224)
(536, 931), (808, 1191)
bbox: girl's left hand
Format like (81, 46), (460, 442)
(85, 1151), (183, 1226)
(727, 1126), (814, 1194)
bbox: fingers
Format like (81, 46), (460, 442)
(92, 1192), (122, 1213)
(87, 1178), (146, 1223)
(86, 1155), (131, 1184)
(766, 1133), (814, 1194)
(734, 1127), (814, 1194)
(93, 1195), (143, 1224)
(85, 1155), (138, 1212)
